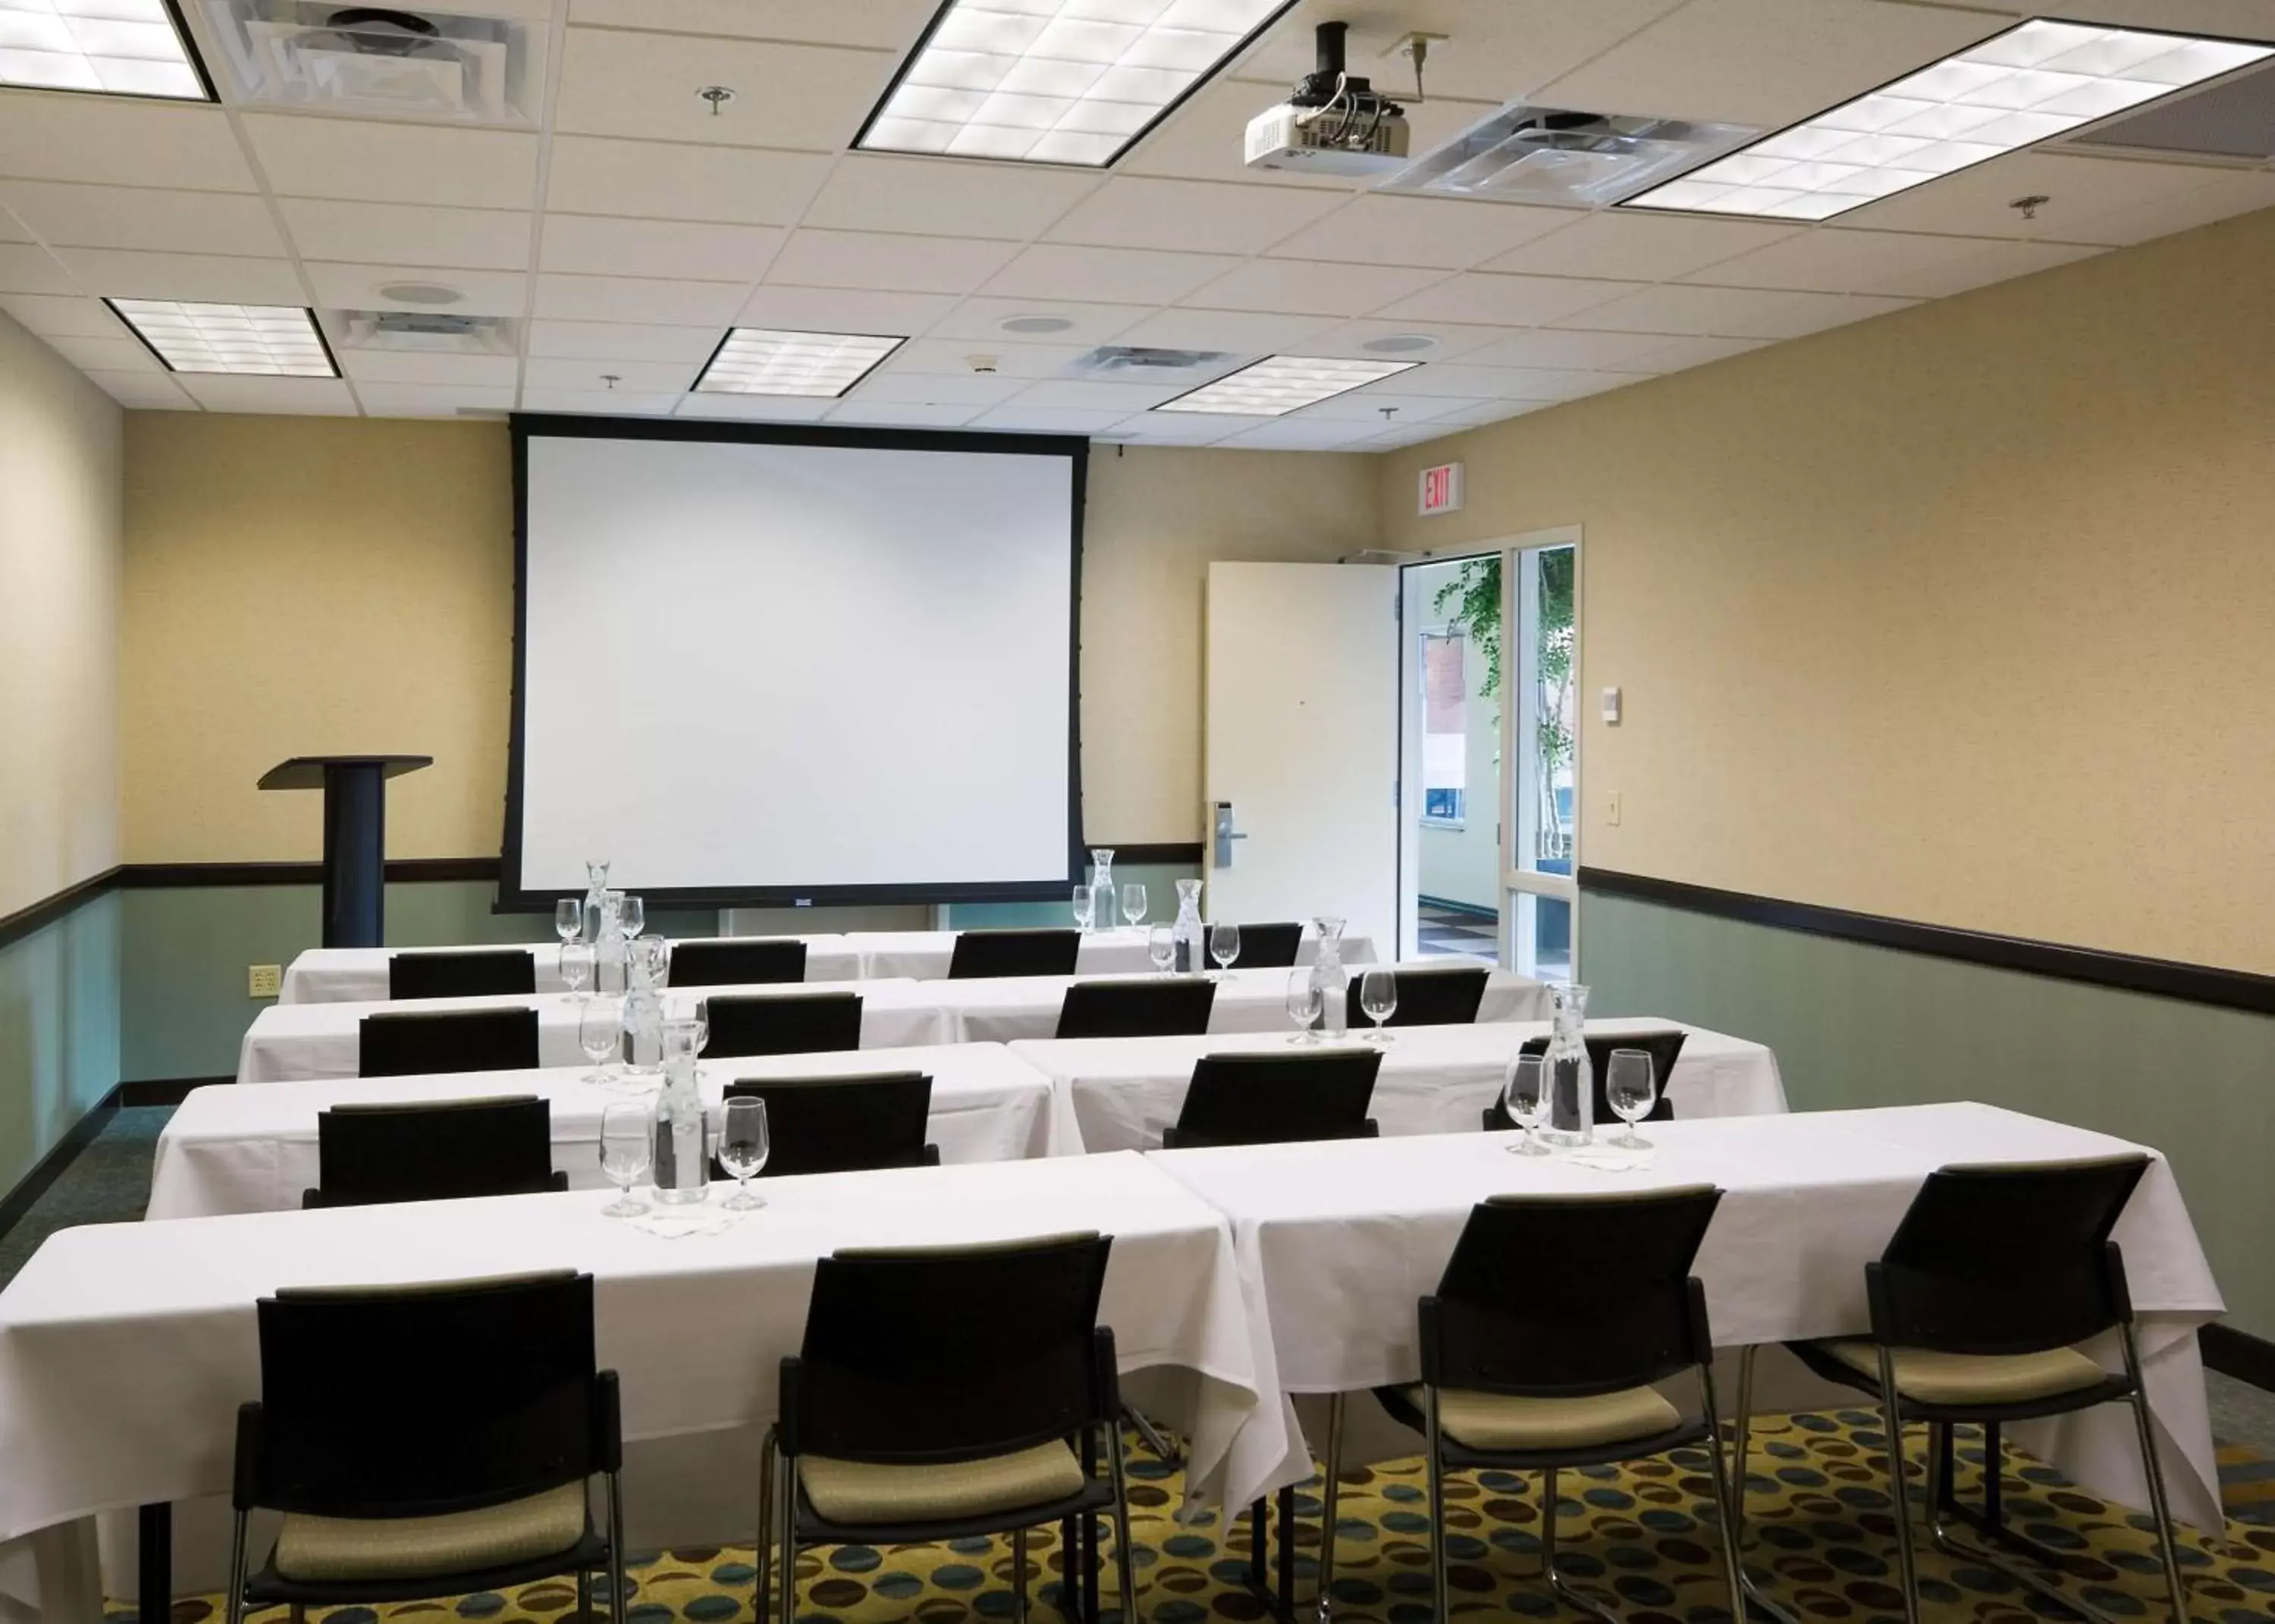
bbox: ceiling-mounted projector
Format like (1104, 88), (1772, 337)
(1245, 21), (1410, 177)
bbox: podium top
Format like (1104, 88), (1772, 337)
(257, 755), (434, 791)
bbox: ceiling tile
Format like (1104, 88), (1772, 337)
(567, 0), (939, 49)
(519, 388), (682, 416)
(1370, 271), (1630, 327)
(925, 297), (1149, 344)
(1296, 319), (1522, 362)
(52, 249), (307, 304)
(802, 155), (1103, 240)
(966, 405), (1128, 433)
(180, 376), (358, 414)
(86, 371), (196, 409)
(0, 243), (80, 296)
(283, 200), (532, 272)
(1267, 195), (1579, 271)
(982, 244), (1242, 304)
(539, 215), (782, 281)
(676, 393), (836, 421)
(826, 400), (987, 428)
(0, 182), (286, 257)
(2, 293), (122, 337)
(1691, 230), (2104, 299)
(1486, 212), (1799, 281)
(1843, 152), (2267, 245)
(526, 356), (697, 392)
(1537, 0), (2007, 125)
(356, 383), (518, 418)
(2068, 170), (2275, 247)
(0, 98), (255, 192)
(764, 230), (1021, 296)
(545, 137), (830, 226)
(304, 264), (527, 318)
(241, 117), (538, 210)
(1216, 418), (1387, 450)
(1374, 365), (1573, 401)
(1294, 390), (1490, 423)
(1108, 308), (1335, 352)
(0, 208), (24, 243)
(41, 332), (162, 372)
(1043, 178), (1345, 256)
(1458, 328), (1684, 369)
(337, 351), (521, 387)
(1239, 1), (1687, 100)
(1097, 410), (1250, 444)
(738, 285), (960, 334)
(528, 320), (721, 362)
(535, 273), (748, 324)
(1558, 283), (1914, 338)
(884, 338), (1088, 378)
(554, 28), (893, 151)
(1621, 333), (1774, 371)
(850, 371), (1031, 406)
(2039, 0), (2275, 39)
(1013, 378), (1191, 411)
(1179, 258), (1447, 318)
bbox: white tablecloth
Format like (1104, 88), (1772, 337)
(0, 1154), (1286, 1604)
(236, 981), (933, 1085)
(152, 1045), (1075, 1218)
(279, 936), (863, 1004)
(1009, 1017), (1786, 1153)
(853, 924), (1380, 980)
(1151, 1102), (2226, 1529)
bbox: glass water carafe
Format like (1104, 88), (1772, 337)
(1310, 916), (1350, 1038)
(1539, 982), (1594, 1147)
(620, 939), (666, 1079)
(595, 889), (628, 995)
(1172, 878), (1204, 972)
(649, 1048), (710, 1205)
(580, 859), (610, 946)
(1088, 848), (1117, 936)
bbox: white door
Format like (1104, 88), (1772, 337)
(1203, 561), (1399, 947)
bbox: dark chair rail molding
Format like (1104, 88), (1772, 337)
(1578, 867), (2275, 1018)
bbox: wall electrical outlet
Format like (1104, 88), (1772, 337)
(249, 964), (282, 999)
(1606, 791), (1624, 827)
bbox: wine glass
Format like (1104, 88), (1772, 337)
(1285, 967), (1321, 1044)
(1209, 923), (1240, 977)
(579, 996), (623, 1086)
(1359, 969), (1397, 1039)
(1147, 924), (1175, 975)
(560, 941), (595, 1001)
(1503, 1053), (1551, 1155)
(1119, 882), (1146, 927)
(1605, 1048), (1658, 1149)
(620, 894), (646, 939)
(691, 998), (710, 1056)
(554, 898), (582, 944)
(717, 1096), (770, 1210)
(599, 1102), (651, 1216)
(636, 934), (669, 987)
(1072, 886), (1095, 933)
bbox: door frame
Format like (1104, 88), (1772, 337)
(1500, 524), (1583, 978)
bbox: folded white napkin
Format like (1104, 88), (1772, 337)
(1560, 1144), (1656, 1173)
(621, 1205), (742, 1240)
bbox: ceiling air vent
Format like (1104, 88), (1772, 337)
(199, 2), (546, 124)
(335, 309), (518, 355)
(1065, 346), (1238, 381)
(2064, 56), (2275, 161)
(1385, 103), (1758, 206)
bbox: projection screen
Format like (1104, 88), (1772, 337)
(504, 418), (1084, 907)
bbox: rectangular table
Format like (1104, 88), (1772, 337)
(852, 924), (1379, 980)
(1151, 1102), (2226, 1530)
(152, 1044), (1077, 1218)
(1, 1154), (1287, 1612)
(237, 980), (932, 1085)
(280, 936), (862, 1003)
(1011, 1016), (1786, 1153)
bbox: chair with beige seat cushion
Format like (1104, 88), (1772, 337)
(1352, 1186), (1743, 1624)
(763, 1233), (1137, 1624)
(1759, 1154), (2186, 1624)
(225, 1271), (627, 1624)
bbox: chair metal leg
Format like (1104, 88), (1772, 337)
(756, 1428), (777, 1624)
(1875, 1352), (1925, 1624)
(1540, 1465), (1618, 1624)
(1276, 1484), (1296, 1619)
(2123, 1326), (2193, 1624)
(1423, 1387), (1448, 1624)
(578, 1568), (592, 1619)
(1699, 1362), (1751, 1624)
(1729, 1347), (1804, 1624)
(1109, 1422), (1139, 1624)
(1124, 1403), (1180, 1468)
(1013, 1527), (1031, 1624)
(1315, 1391), (1344, 1622)
(223, 1513), (248, 1624)
(607, 1469), (630, 1624)
(776, 1449), (798, 1624)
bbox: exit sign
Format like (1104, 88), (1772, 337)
(1418, 461), (1464, 516)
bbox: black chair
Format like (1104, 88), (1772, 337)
(1162, 1049), (1382, 1149)
(668, 939), (808, 988)
(1053, 977), (1216, 1039)
(225, 1271), (626, 1624)
(721, 1073), (937, 1177)
(1228, 922), (1304, 970)
(1348, 1187), (1741, 1624)
(304, 1096), (566, 1209)
(1484, 1029), (1689, 1130)
(1345, 964), (1489, 1030)
(704, 992), (864, 1058)
(386, 948), (536, 1001)
(1757, 1155), (2184, 1624)
(358, 1008), (539, 1077)
(946, 928), (1079, 980)
(764, 1234), (1135, 1624)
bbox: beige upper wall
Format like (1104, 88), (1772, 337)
(120, 425), (1376, 861)
(1378, 205), (2275, 976)
(0, 312), (121, 917)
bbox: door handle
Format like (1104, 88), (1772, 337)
(1213, 801), (1247, 867)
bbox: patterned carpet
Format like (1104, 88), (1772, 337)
(133, 1411), (2275, 1624)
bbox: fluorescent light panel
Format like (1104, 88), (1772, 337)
(107, 299), (336, 375)
(696, 328), (905, 397)
(0, 0), (208, 99)
(1624, 19), (2274, 221)
(859, 0), (1292, 167)
(1156, 355), (1417, 416)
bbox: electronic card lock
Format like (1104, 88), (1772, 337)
(1213, 801), (1247, 868)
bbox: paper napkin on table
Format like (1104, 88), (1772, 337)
(622, 1205), (743, 1240)
(1561, 1145), (1656, 1173)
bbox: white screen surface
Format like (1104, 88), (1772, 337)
(514, 430), (1078, 898)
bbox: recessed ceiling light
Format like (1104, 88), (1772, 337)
(106, 299), (338, 376)
(1624, 19), (2275, 221)
(0, 0), (211, 99)
(855, 0), (1298, 168)
(999, 315), (1075, 334)
(695, 328), (906, 397)
(1154, 355), (1418, 417)
(1362, 334), (1438, 354)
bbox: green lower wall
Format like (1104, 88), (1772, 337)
(0, 889), (121, 1195)
(1581, 887), (2275, 1340)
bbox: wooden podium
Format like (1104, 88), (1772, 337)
(256, 754), (432, 947)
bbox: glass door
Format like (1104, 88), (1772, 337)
(1502, 528), (1580, 979)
